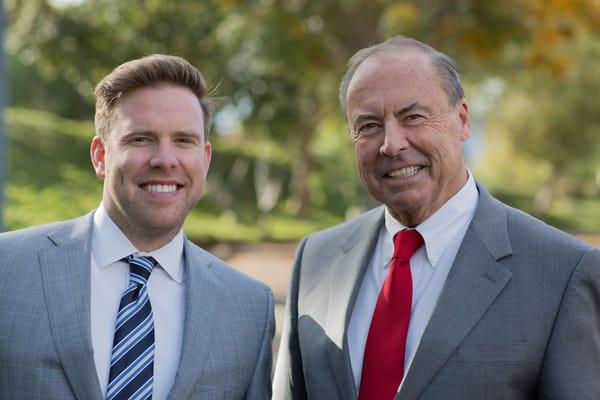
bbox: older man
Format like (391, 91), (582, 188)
(0, 55), (274, 399)
(273, 36), (600, 400)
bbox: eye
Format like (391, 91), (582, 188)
(175, 136), (198, 145)
(357, 122), (382, 136)
(405, 114), (425, 124)
(128, 135), (152, 145)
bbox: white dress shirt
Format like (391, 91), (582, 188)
(348, 172), (479, 392)
(90, 205), (185, 400)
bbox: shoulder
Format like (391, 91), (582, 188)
(477, 189), (597, 268)
(505, 204), (598, 266)
(184, 240), (272, 298)
(496, 197), (594, 253)
(0, 215), (92, 273)
(0, 215), (90, 251)
(302, 206), (383, 251)
(183, 240), (274, 330)
(289, 206), (383, 275)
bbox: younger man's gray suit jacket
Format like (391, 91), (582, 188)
(0, 212), (275, 399)
(273, 185), (600, 400)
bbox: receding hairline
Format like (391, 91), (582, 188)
(345, 49), (437, 96)
(339, 37), (464, 114)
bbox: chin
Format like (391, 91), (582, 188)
(139, 215), (182, 232)
(384, 189), (425, 205)
(387, 196), (429, 216)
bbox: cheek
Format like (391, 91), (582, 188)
(441, 135), (464, 163)
(354, 136), (380, 159)
(106, 154), (139, 183)
(420, 128), (458, 159)
(357, 158), (370, 179)
(354, 146), (372, 175)
(189, 156), (209, 176)
(118, 169), (127, 186)
(426, 139), (464, 183)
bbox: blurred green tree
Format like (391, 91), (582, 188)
(496, 35), (600, 216)
(4, 0), (599, 227)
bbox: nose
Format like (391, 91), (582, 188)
(379, 121), (410, 157)
(150, 141), (178, 169)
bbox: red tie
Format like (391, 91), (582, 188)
(358, 229), (424, 400)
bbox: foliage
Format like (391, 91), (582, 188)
(7, 107), (94, 187)
(4, 0), (600, 236)
(502, 36), (599, 173)
(479, 32), (600, 216)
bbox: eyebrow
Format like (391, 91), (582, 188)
(122, 129), (202, 138)
(393, 102), (431, 118)
(172, 130), (203, 138)
(353, 113), (380, 126)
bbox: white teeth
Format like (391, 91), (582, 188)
(388, 166), (421, 178)
(144, 184), (177, 193)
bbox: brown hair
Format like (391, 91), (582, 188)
(94, 54), (215, 141)
(339, 36), (464, 114)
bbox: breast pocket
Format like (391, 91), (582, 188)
(194, 363), (248, 394)
(454, 342), (532, 363)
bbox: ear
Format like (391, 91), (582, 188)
(90, 136), (107, 179)
(201, 142), (213, 178)
(457, 99), (471, 141)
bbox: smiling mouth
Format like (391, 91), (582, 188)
(142, 184), (179, 193)
(386, 165), (422, 178)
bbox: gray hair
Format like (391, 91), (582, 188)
(339, 36), (464, 113)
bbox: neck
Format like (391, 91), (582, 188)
(128, 234), (176, 252)
(106, 209), (180, 252)
(389, 169), (469, 227)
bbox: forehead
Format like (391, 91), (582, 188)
(113, 84), (204, 131)
(346, 51), (445, 116)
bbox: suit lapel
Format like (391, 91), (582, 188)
(325, 208), (384, 400)
(168, 240), (220, 399)
(398, 185), (514, 400)
(38, 213), (103, 400)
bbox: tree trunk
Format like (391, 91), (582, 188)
(0, 0), (7, 232)
(289, 93), (319, 217)
(254, 158), (282, 214)
(533, 167), (560, 218)
(289, 127), (314, 216)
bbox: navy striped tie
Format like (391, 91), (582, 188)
(106, 255), (157, 400)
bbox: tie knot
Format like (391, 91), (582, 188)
(393, 229), (424, 262)
(122, 255), (158, 285)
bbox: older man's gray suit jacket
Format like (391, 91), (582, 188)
(0, 212), (275, 399)
(273, 185), (600, 400)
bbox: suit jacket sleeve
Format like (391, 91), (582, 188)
(273, 237), (309, 400)
(538, 247), (600, 399)
(245, 287), (276, 400)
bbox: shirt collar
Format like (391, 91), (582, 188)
(91, 203), (185, 283)
(384, 170), (479, 267)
